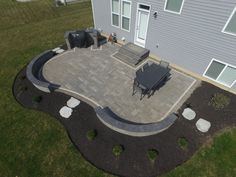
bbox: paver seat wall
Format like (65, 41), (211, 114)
(26, 50), (59, 92)
(95, 106), (178, 137)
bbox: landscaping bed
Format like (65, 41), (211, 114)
(13, 67), (236, 177)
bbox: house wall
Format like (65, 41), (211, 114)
(146, 0), (236, 74)
(92, 0), (236, 90)
(92, 0), (136, 42)
(232, 82), (236, 90)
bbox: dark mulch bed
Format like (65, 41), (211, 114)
(13, 67), (236, 177)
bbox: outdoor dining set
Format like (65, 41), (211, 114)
(132, 60), (171, 100)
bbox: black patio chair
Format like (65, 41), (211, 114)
(132, 78), (148, 100)
(160, 60), (169, 69)
(142, 63), (149, 71)
(136, 68), (142, 76)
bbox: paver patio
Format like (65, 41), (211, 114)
(43, 44), (197, 123)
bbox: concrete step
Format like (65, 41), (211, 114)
(113, 52), (139, 66)
(122, 42), (150, 58)
(119, 48), (140, 60)
(113, 42), (150, 67)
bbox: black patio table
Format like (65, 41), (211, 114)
(135, 63), (171, 95)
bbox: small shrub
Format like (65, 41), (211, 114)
(147, 149), (159, 162)
(184, 102), (192, 108)
(33, 96), (42, 103)
(19, 86), (28, 92)
(112, 145), (124, 157)
(178, 137), (188, 150)
(208, 93), (230, 110)
(20, 75), (26, 80)
(86, 129), (97, 141)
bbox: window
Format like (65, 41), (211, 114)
(222, 7), (236, 36)
(111, 0), (131, 31)
(111, 0), (120, 27)
(205, 61), (225, 80)
(164, 0), (185, 14)
(121, 0), (131, 31)
(139, 4), (150, 10)
(204, 59), (236, 87)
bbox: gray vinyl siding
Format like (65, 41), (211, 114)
(146, 0), (236, 75)
(232, 83), (236, 90)
(92, 0), (236, 86)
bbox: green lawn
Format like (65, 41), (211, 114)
(0, 1), (235, 177)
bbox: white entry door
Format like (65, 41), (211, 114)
(134, 4), (150, 47)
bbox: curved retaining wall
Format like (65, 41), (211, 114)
(27, 48), (177, 137)
(95, 106), (178, 137)
(26, 50), (58, 93)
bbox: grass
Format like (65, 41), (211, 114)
(162, 129), (236, 177)
(0, 1), (113, 177)
(0, 1), (235, 177)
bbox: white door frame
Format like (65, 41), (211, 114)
(134, 3), (151, 48)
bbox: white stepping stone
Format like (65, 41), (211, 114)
(52, 47), (60, 52)
(67, 97), (80, 108)
(196, 118), (211, 133)
(59, 106), (73, 118)
(182, 108), (196, 120)
(56, 49), (65, 54)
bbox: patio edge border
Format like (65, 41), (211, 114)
(95, 106), (178, 137)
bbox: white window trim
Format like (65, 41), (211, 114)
(121, 0), (132, 32)
(222, 6), (236, 36)
(164, 0), (185, 15)
(203, 58), (236, 88)
(138, 3), (151, 12)
(111, 0), (121, 28)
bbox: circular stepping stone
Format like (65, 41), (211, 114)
(182, 108), (196, 120)
(59, 106), (73, 118)
(196, 118), (211, 133)
(67, 97), (80, 108)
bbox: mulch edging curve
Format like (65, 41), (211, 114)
(13, 67), (236, 177)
